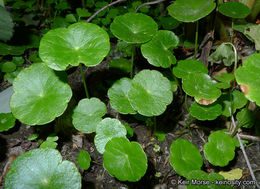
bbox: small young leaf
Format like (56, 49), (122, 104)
(94, 118), (127, 154)
(76, 8), (91, 18)
(237, 108), (255, 128)
(124, 124), (134, 138)
(170, 139), (203, 177)
(217, 90), (247, 117)
(27, 134), (39, 141)
(0, 113), (16, 132)
(167, 0), (216, 22)
(72, 98), (107, 133)
(4, 148), (81, 189)
(235, 53), (260, 106)
(65, 14), (77, 23)
(141, 30), (179, 68)
(128, 70), (173, 117)
(172, 59), (208, 79)
(1, 62), (16, 73)
(12, 57), (24, 66)
(159, 16), (180, 30)
(103, 137), (147, 182)
(40, 140), (57, 149)
(208, 43), (240, 66)
(108, 78), (136, 114)
(110, 13), (158, 44)
(0, 43), (27, 55)
(218, 1), (251, 19)
(78, 150), (91, 170)
(204, 131), (236, 167)
(39, 22), (110, 70)
(10, 63), (72, 125)
(182, 73), (221, 104)
(189, 102), (222, 120)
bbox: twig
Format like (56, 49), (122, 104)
(229, 108), (260, 189)
(136, 0), (166, 12)
(86, 0), (126, 23)
(224, 132), (260, 142)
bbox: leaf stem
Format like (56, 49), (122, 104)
(231, 18), (234, 43)
(130, 45), (135, 79)
(82, 0), (86, 9)
(194, 21), (199, 59)
(79, 64), (89, 98)
(135, 0), (166, 12)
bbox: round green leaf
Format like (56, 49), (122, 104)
(10, 63), (72, 125)
(128, 70), (173, 117)
(182, 73), (221, 104)
(141, 30), (179, 68)
(218, 2), (251, 19)
(72, 98), (107, 133)
(78, 150), (91, 170)
(172, 59), (208, 79)
(103, 137), (147, 182)
(237, 108), (255, 128)
(189, 102), (222, 120)
(94, 118), (127, 154)
(204, 131), (236, 167)
(110, 13), (158, 44)
(108, 78), (136, 114)
(170, 138), (203, 177)
(235, 53), (260, 106)
(4, 148), (81, 189)
(1, 61), (16, 73)
(217, 90), (247, 117)
(0, 113), (16, 132)
(214, 73), (234, 89)
(167, 0), (216, 22)
(39, 22), (110, 70)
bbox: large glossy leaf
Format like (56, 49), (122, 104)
(0, 113), (16, 132)
(103, 137), (147, 182)
(110, 13), (158, 44)
(128, 70), (173, 117)
(10, 63), (72, 125)
(0, 6), (14, 42)
(167, 0), (216, 22)
(218, 2), (251, 19)
(189, 102), (222, 120)
(217, 90), (247, 117)
(5, 148), (81, 189)
(141, 30), (179, 68)
(94, 118), (127, 154)
(39, 22), (110, 70)
(182, 73), (221, 104)
(170, 139), (203, 177)
(108, 78), (136, 114)
(172, 59), (208, 79)
(72, 98), (107, 133)
(235, 54), (260, 106)
(204, 131), (236, 167)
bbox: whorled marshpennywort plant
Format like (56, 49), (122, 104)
(3, 0), (260, 187)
